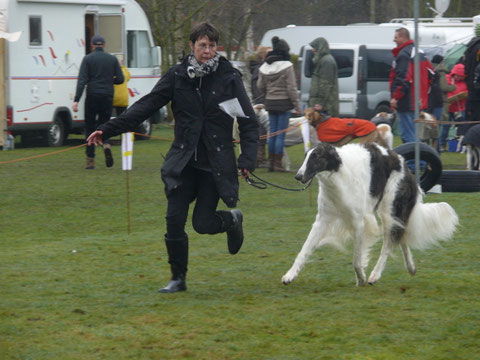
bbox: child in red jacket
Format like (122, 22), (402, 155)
(445, 64), (469, 148)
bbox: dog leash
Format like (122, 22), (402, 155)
(244, 172), (312, 192)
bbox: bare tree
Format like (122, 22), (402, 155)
(137, 0), (213, 72)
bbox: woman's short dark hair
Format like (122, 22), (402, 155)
(190, 22), (219, 44)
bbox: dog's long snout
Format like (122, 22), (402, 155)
(294, 172), (303, 182)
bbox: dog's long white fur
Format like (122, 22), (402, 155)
(282, 143), (458, 286)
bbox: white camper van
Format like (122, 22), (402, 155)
(0, 0), (161, 147)
(260, 19), (476, 118)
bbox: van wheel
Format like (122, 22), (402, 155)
(45, 116), (65, 147)
(439, 170), (480, 192)
(393, 142), (442, 192)
(136, 118), (152, 141)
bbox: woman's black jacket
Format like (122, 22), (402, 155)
(98, 56), (259, 208)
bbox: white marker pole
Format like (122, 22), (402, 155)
(121, 132), (134, 234)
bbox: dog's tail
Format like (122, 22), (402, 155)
(403, 199), (459, 250)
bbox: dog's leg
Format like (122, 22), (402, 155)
(466, 145), (472, 170)
(400, 243), (416, 276)
(474, 146), (480, 170)
(283, 148), (291, 171)
(457, 135), (464, 153)
(353, 221), (367, 286)
(282, 221), (326, 285)
(368, 227), (394, 285)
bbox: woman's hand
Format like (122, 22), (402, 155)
(86, 130), (104, 146)
(239, 168), (250, 179)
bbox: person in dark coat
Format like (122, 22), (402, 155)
(87, 22), (259, 294)
(463, 23), (480, 127)
(390, 28), (433, 143)
(73, 35), (124, 169)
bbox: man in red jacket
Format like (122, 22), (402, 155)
(390, 28), (434, 143)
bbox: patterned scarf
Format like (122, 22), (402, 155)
(187, 53), (220, 79)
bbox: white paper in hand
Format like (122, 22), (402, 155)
(218, 98), (249, 119)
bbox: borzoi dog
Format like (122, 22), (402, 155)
(282, 143), (458, 286)
(305, 108), (393, 149)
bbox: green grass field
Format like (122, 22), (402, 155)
(1, 127), (479, 360)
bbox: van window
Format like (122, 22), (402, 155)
(29, 16), (42, 46)
(304, 49), (353, 78)
(127, 31), (153, 68)
(330, 50), (354, 78)
(366, 49), (393, 81)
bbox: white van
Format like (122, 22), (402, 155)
(260, 20), (476, 118)
(0, 0), (161, 147)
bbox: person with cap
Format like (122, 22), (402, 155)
(86, 22), (258, 294)
(390, 28), (434, 143)
(428, 55), (456, 152)
(463, 23), (480, 128)
(257, 36), (300, 172)
(73, 34), (124, 169)
(308, 37), (339, 117)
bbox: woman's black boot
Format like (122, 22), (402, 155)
(158, 234), (188, 294)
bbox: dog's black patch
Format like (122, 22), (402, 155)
(303, 144), (342, 182)
(365, 144), (401, 204)
(390, 162), (419, 242)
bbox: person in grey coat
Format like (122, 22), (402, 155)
(257, 37), (300, 171)
(87, 22), (259, 294)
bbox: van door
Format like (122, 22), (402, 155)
(84, 12), (123, 57)
(363, 46), (393, 119)
(330, 44), (359, 117)
(98, 14), (124, 58)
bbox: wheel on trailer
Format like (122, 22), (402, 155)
(136, 118), (152, 141)
(45, 116), (65, 147)
(393, 142), (442, 192)
(439, 170), (480, 192)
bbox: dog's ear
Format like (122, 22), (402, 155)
(302, 143), (342, 182)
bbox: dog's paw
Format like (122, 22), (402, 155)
(281, 273), (295, 285)
(367, 273), (380, 285)
(407, 266), (416, 276)
(355, 268), (367, 286)
(356, 277), (367, 286)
